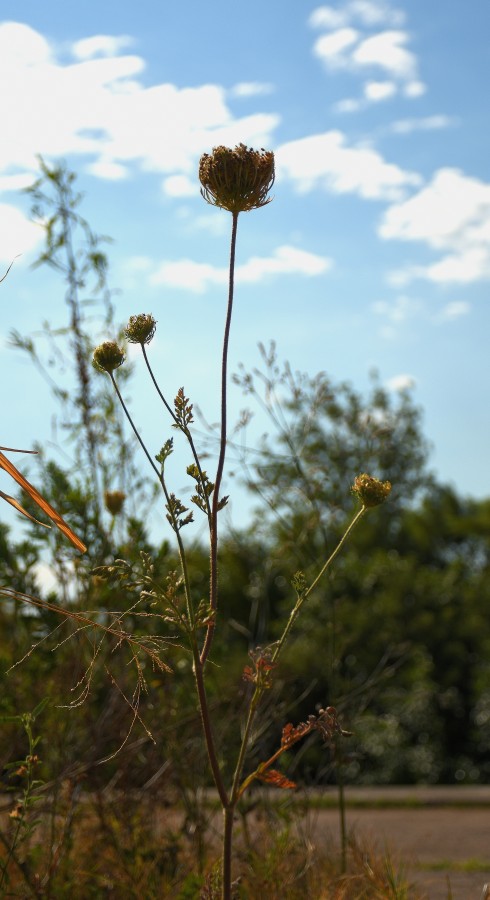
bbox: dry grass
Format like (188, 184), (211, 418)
(0, 789), (429, 898)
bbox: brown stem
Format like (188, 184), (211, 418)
(192, 647), (229, 809)
(222, 807), (234, 900)
(201, 211), (239, 666)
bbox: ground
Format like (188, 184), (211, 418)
(304, 786), (490, 899)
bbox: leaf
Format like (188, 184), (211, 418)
(0, 450), (87, 552)
(256, 769), (297, 790)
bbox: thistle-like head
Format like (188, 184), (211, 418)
(352, 473), (392, 508)
(125, 313), (157, 345)
(93, 341), (125, 374)
(199, 143), (275, 213)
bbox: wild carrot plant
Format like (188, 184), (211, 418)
(89, 144), (392, 899)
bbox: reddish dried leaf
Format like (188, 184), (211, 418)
(0, 450), (87, 553)
(257, 769), (296, 790)
(281, 721), (311, 747)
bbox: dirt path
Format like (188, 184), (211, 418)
(303, 788), (490, 899)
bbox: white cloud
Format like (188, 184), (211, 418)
(389, 114), (458, 135)
(162, 175), (196, 197)
(403, 80), (426, 98)
(333, 97), (363, 113)
(364, 80), (397, 101)
(0, 22), (279, 187)
(372, 294), (421, 322)
(276, 131), (421, 200)
(87, 160), (128, 180)
(149, 245), (332, 293)
(314, 27), (360, 66)
(72, 35), (133, 60)
(309, 2), (405, 29)
(310, 3), (423, 108)
(352, 30), (416, 79)
(0, 204), (43, 262)
(380, 168), (490, 285)
(236, 245), (332, 282)
(230, 82), (274, 98)
(437, 301), (470, 321)
(385, 373), (416, 391)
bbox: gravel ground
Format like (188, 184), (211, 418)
(302, 787), (490, 899)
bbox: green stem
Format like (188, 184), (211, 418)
(201, 211), (239, 667)
(272, 505), (366, 665)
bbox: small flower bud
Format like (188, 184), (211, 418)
(352, 473), (392, 508)
(104, 490), (126, 516)
(125, 313), (157, 345)
(199, 143), (275, 213)
(93, 341), (125, 374)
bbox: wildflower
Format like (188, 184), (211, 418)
(352, 473), (392, 508)
(199, 143), (275, 213)
(104, 490), (126, 516)
(93, 341), (125, 374)
(125, 313), (157, 345)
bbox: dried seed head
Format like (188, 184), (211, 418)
(352, 473), (392, 508)
(125, 313), (157, 345)
(199, 143), (275, 213)
(104, 490), (126, 516)
(92, 341), (125, 374)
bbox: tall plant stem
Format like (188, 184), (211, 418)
(192, 646), (229, 810)
(201, 211), (239, 666)
(271, 505), (367, 664)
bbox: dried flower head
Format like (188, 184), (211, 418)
(93, 341), (125, 374)
(125, 313), (157, 345)
(104, 490), (126, 516)
(199, 143), (275, 213)
(352, 473), (392, 508)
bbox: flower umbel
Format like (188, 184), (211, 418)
(93, 341), (125, 374)
(104, 490), (126, 516)
(199, 143), (275, 213)
(352, 473), (392, 508)
(125, 313), (157, 345)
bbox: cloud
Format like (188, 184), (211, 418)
(72, 35), (134, 60)
(0, 204), (43, 263)
(309, 2), (405, 30)
(437, 301), (470, 321)
(309, 2), (425, 107)
(385, 373), (416, 391)
(162, 175), (196, 197)
(372, 294), (421, 322)
(229, 82), (275, 98)
(380, 168), (490, 284)
(388, 114), (458, 135)
(148, 245), (332, 293)
(352, 30), (416, 79)
(276, 131), (421, 200)
(0, 22), (279, 186)
(364, 80), (397, 101)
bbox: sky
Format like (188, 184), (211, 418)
(0, 0), (489, 539)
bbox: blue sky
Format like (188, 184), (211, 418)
(0, 0), (489, 537)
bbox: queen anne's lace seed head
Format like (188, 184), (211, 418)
(352, 473), (392, 508)
(125, 313), (157, 345)
(93, 341), (125, 374)
(199, 144), (275, 213)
